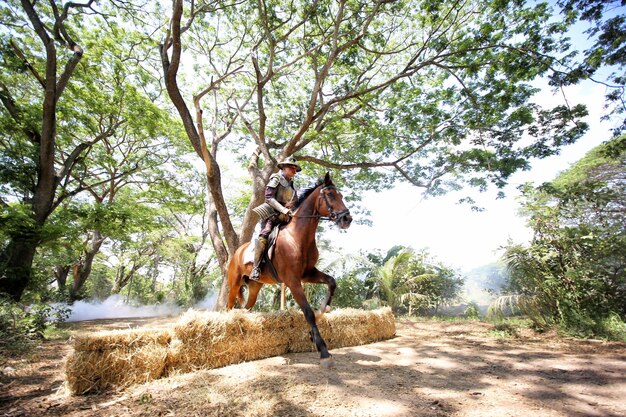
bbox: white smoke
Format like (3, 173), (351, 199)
(64, 293), (217, 322)
(193, 293), (218, 310)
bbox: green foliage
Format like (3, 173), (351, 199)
(464, 262), (509, 304)
(3, 0), (622, 304)
(333, 275), (367, 309)
(0, 296), (69, 358)
(464, 302), (482, 320)
(360, 247), (464, 315)
(81, 264), (114, 301)
(486, 294), (551, 330)
(486, 322), (519, 339)
(0, 203), (39, 241)
(372, 251), (413, 311)
(500, 136), (626, 339)
(0, 298), (38, 357)
(555, 1), (626, 135)
(596, 314), (626, 342)
(0, 0), (190, 301)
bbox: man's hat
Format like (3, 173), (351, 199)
(277, 156), (302, 172)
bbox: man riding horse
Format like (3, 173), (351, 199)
(229, 169), (352, 366)
(250, 156), (301, 280)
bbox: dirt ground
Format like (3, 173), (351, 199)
(1, 316), (625, 417)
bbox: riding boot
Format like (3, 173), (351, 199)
(250, 236), (267, 280)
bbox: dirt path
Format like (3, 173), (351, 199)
(1, 318), (625, 417)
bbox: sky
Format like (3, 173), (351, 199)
(327, 80), (614, 273)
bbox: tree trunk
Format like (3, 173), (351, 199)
(280, 284), (286, 310)
(54, 264), (71, 293)
(111, 265), (126, 294)
(69, 231), (105, 301)
(0, 239), (38, 301)
(111, 262), (141, 295)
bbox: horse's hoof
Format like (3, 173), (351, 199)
(324, 305), (331, 313)
(320, 356), (335, 369)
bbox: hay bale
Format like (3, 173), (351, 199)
(65, 308), (395, 394)
(287, 308), (396, 352)
(65, 328), (172, 394)
(71, 328), (172, 351)
(166, 309), (293, 372)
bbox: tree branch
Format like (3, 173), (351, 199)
(9, 39), (46, 88)
(0, 80), (42, 144)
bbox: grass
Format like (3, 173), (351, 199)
(399, 313), (537, 340)
(43, 324), (73, 341)
(485, 323), (519, 339)
(559, 312), (626, 342)
(486, 328), (513, 338)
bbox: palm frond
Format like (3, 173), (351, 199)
(399, 292), (428, 303)
(486, 294), (551, 328)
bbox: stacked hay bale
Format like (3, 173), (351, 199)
(65, 329), (172, 395)
(65, 308), (395, 394)
(287, 308), (397, 352)
(166, 309), (295, 372)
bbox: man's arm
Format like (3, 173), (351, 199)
(265, 186), (290, 215)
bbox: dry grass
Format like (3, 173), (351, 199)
(64, 308), (395, 395)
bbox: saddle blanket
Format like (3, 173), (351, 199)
(243, 242), (255, 265)
(242, 227), (280, 266)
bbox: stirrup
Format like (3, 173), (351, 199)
(250, 267), (261, 280)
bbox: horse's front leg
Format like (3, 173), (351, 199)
(302, 268), (336, 318)
(289, 282), (335, 368)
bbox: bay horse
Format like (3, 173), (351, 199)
(227, 172), (352, 367)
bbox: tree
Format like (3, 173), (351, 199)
(0, 1), (186, 301)
(54, 22), (188, 300)
(160, 0), (590, 309)
(0, 0), (101, 300)
(500, 135), (626, 337)
(372, 251), (412, 311)
(359, 247), (463, 314)
(555, 0), (626, 135)
(153, 172), (217, 306)
(400, 252), (464, 314)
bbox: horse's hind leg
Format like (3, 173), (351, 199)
(244, 281), (263, 310)
(289, 282), (334, 368)
(227, 259), (243, 309)
(227, 281), (241, 309)
(302, 268), (337, 317)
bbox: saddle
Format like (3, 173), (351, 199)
(265, 225), (280, 260)
(244, 225), (282, 282)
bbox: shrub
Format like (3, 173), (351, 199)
(464, 302), (481, 319)
(0, 297), (70, 358)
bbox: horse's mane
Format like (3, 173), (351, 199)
(293, 177), (325, 209)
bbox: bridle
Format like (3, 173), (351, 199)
(320, 185), (350, 223)
(292, 184), (350, 223)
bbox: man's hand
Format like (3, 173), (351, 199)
(278, 209), (293, 222)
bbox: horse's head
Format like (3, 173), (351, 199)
(317, 172), (352, 230)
